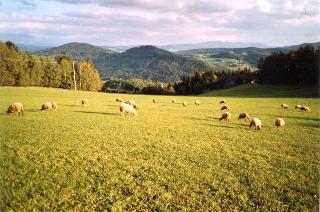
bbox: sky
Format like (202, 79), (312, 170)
(0, 0), (319, 46)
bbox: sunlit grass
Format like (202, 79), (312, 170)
(0, 86), (319, 210)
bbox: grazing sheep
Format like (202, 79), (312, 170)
(182, 101), (188, 106)
(238, 112), (250, 121)
(295, 105), (302, 109)
(172, 99), (176, 103)
(81, 99), (88, 107)
(7, 103), (24, 116)
(250, 118), (262, 130)
(119, 102), (137, 116)
(220, 100), (226, 104)
(194, 100), (200, 106)
(275, 118), (285, 128)
(133, 104), (139, 110)
(116, 98), (123, 102)
(124, 100), (135, 105)
(124, 100), (139, 110)
(219, 112), (231, 122)
(300, 106), (310, 112)
(153, 98), (156, 103)
(51, 101), (57, 111)
(220, 105), (229, 111)
(41, 102), (53, 111)
(281, 103), (288, 109)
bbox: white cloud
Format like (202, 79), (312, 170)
(0, 0), (319, 45)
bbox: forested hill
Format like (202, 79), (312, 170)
(34, 41), (320, 82)
(176, 42), (320, 69)
(36, 44), (212, 82)
(101, 45), (211, 82)
(35, 42), (115, 58)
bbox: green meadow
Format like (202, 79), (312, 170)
(0, 85), (319, 210)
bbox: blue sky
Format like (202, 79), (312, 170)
(0, 0), (319, 46)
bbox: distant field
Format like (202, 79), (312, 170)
(0, 86), (319, 210)
(193, 54), (255, 71)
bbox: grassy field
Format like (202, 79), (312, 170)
(0, 85), (319, 210)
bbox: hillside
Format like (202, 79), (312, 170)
(177, 42), (320, 71)
(35, 42), (115, 59)
(101, 45), (211, 82)
(200, 84), (319, 98)
(36, 44), (212, 82)
(34, 42), (320, 81)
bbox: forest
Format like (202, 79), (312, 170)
(1, 41), (318, 95)
(0, 41), (102, 92)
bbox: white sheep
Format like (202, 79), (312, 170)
(300, 106), (310, 112)
(219, 112), (231, 122)
(124, 100), (139, 110)
(238, 112), (250, 121)
(221, 105), (229, 111)
(281, 104), (288, 109)
(275, 118), (285, 128)
(119, 102), (137, 116)
(250, 118), (262, 130)
(182, 101), (188, 106)
(81, 99), (88, 107)
(50, 101), (57, 111)
(41, 102), (53, 111)
(7, 103), (24, 116)
(172, 99), (176, 103)
(194, 100), (200, 106)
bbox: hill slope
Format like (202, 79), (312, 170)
(36, 44), (212, 82)
(34, 42), (115, 61)
(177, 42), (320, 70)
(200, 84), (319, 98)
(101, 45), (211, 82)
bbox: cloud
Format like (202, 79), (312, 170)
(0, 0), (319, 46)
(16, 0), (36, 10)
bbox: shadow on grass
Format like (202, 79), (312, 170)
(74, 111), (118, 116)
(60, 104), (79, 107)
(24, 109), (41, 112)
(264, 114), (320, 122)
(186, 117), (213, 121)
(203, 123), (240, 129)
(296, 123), (320, 128)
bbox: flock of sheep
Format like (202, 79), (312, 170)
(217, 100), (310, 129)
(6, 97), (311, 130)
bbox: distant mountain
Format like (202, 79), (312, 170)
(35, 42), (115, 58)
(33, 41), (320, 82)
(159, 41), (268, 52)
(176, 42), (320, 69)
(99, 45), (211, 82)
(17, 43), (53, 51)
(35, 43), (212, 82)
(103, 41), (268, 52)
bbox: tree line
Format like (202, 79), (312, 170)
(0, 41), (102, 91)
(257, 45), (319, 85)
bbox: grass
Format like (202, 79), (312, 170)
(0, 86), (319, 210)
(201, 84), (319, 98)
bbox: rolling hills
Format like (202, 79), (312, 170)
(33, 42), (320, 82)
(35, 44), (212, 82)
(177, 42), (320, 69)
